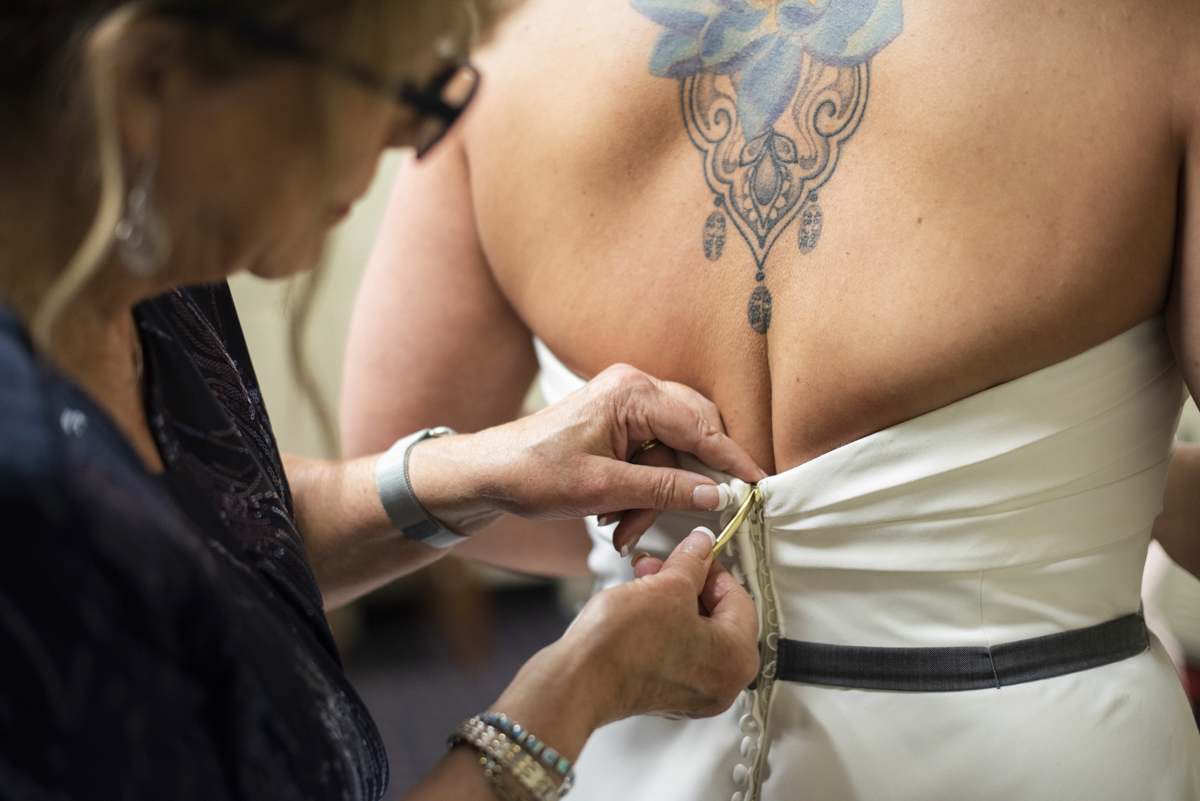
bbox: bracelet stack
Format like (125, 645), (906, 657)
(450, 712), (576, 801)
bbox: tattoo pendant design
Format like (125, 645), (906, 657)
(798, 202), (823, 254)
(634, 0), (903, 333)
(682, 60), (866, 273)
(746, 284), (773, 335)
(704, 209), (727, 261)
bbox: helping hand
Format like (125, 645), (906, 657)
(490, 528), (761, 760)
(409, 364), (767, 547)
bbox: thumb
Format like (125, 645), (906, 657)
(655, 527), (718, 596)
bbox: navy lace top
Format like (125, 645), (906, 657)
(0, 284), (387, 799)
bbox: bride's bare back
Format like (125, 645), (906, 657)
(343, 0), (1200, 478)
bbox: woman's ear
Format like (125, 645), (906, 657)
(101, 16), (194, 170)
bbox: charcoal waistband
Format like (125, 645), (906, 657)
(775, 612), (1149, 692)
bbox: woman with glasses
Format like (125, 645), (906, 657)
(0, 1), (766, 798)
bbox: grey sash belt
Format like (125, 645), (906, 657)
(775, 612), (1150, 692)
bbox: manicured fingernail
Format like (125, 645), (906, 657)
(598, 513), (615, 526)
(681, 526), (716, 559)
(692, 484), (720, 510)
(619, 541), (632, 558)
(717, 484), (732, 511)
(631, 551), (651, 568)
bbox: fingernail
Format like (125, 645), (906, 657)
(597, 513), (615, 527)
(619, 541), (632, 558)
(682, 526), (716, 559)
(692, 484), (720, 510)
(631, 551), (650, 568)
(717, 484), (732, 511)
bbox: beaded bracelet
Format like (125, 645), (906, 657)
(450, 719), (528, 800)
(451, 717), (561, 801)
(474, 751), (522, 801)
(451, 714), (578, 796)
(478, 711), (576, 796)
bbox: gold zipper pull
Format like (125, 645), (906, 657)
(713, 484), (760, 557)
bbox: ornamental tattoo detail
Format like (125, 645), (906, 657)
(682, 61), (866, 273)
(633, 0), (903, 333)
(703, 209), (727, 260)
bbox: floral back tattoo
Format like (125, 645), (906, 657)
(633, 0), (903, 333)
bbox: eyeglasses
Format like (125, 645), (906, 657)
(150, 5), (480, 158)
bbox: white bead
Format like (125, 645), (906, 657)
(741, 735), (755, 757)
(733, 764), (748, 786)
(732, 794), (744, 801)
(739, 714), (759, 734)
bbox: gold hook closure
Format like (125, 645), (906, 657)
(712, 484), (760, 557)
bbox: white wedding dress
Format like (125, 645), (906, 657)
(534, 315), (1200, 801)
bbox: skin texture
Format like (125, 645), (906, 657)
(0, 4), (766, 796)
(342, 0), (1200, 576)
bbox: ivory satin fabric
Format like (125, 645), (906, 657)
(533, 316), (1200, 800)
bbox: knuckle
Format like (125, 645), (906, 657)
(653, 472), (679, 509)
(608, 363), (647, 392)
(580, 588), (636, 637)
(585, 590), (617, 620)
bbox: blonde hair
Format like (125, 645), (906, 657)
(30, 6), (136, 354)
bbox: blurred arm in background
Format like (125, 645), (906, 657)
(1161, 111), (1200, 583)
(1153, 442), (1200, 580)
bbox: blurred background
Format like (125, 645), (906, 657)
(230, 152), (1200, 796)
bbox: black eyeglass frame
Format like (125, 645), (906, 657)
(148, 4), (479, 158)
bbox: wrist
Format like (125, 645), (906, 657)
(406, 432), (506, 535)
(489, 639), (607, 764)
